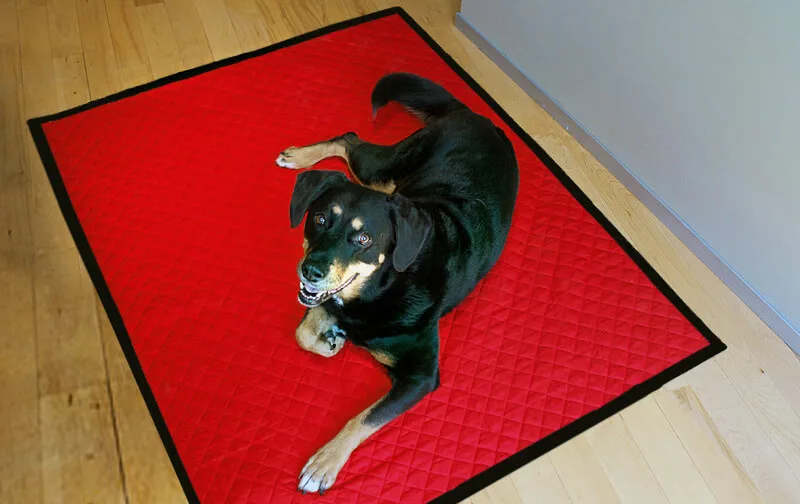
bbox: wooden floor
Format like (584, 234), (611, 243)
(2, 0), (800, 502)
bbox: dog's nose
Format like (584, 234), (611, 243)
(301, 262), (325, 283)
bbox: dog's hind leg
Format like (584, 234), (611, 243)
(276, 133), (388, 189)
(277, 130), (436, 195)
(275, 134), (355, 170)
(276, 133), (398, 194)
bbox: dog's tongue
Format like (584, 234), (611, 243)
(303, 284), (322, 294)
(298, 283), (328, 307)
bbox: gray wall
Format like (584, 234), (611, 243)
(460, 0), (800, 346)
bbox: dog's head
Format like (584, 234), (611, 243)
(289, 170), (432, 307)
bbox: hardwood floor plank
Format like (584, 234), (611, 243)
(509, 455), (574, 504)
(136, 2), (184, 79)
(47, 0), (90, 110)
(549, 435), (622, 504)
(193, 0), (241, 60)
(75, 0), (122, 99)
(585, 415), (670, 504)
(0, 44), (32, 253)
(621, 396), (719, 504)
(105, 0), (154, 88)
(222, 0), (271, 52)
(111, 376), (188, 504)
(0, 1), (19, 44)
(33, 248), (107, 394)
(671, 362), (800, 503)
(19, 6), (76, 251)
(0, 252), (41, 504)
(164, 0), (214, 69)
(653, 387), (764, 504)
(18, 5), (56, 116)
(715, 351), (800, 481)
(40, 384), (126, 503)
(471, 477), (524, 504)
(17, 0), (46, 10)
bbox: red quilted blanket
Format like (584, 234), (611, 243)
(29, 8), (724, 504)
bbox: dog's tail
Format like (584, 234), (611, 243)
(371, 73), (467, 123)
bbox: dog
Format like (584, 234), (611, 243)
(276, 73), (519, 494)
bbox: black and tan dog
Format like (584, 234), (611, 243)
(276, 73), (519, 494)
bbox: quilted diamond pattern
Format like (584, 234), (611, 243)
(36, 12), (716, 504)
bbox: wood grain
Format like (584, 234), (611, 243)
(621, 397), (718, 504)
(111, 377), (188, 504)
(48, 0), (90, 113)
(39, 385), (126, 503)
(585, 415), (671, 504)
(163, 0), (214, 68)
(653, 387), (764, 504)
(223, 0), (271, 52)
(510, 455), (573, 504)
(193, 0), (241, 60)
(136, 1), (184, 79)
(105, 0), (154, 88)
(33, 248), (107, 395)
(75, 0), (122, 99)
(0, 252), (41, 503)
(549, 435), (622, 504)
(0, 43), (31, 253)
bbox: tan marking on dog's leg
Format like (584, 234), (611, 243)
(369, 349), (396, 368)
(298, 398), (385, 494)
(367, 180), (396, 194)
(295, 307), (344, 357)
(276, 141), (348, 169)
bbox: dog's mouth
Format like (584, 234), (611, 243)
(298, 275), (359, 307)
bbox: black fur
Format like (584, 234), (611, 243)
(289, 73), (519, 427)
(388, 193), (432, 272)
(371, 72), (467, 122)
(289, 170), (348, 228)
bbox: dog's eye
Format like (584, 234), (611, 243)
(356, 232), (372, 247)
(314, 213), (326, 226)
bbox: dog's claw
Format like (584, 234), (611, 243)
(322, 324), (345, 353)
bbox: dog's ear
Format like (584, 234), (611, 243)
(289, 170), (348, 228)
(389, 194), (432, 272)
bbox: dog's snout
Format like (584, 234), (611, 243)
(301, 261), (326, 283)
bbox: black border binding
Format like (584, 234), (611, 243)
(28, 7), (726, 504)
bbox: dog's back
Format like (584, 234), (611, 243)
(372, 74), (520, 314)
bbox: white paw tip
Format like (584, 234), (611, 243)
(298, 475), (322, 493)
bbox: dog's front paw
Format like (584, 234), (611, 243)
(323, 325), (346, 353)
(275, 147), (301, 169)
(298, 439), (351, 495)
(317, 336), (345, 358)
